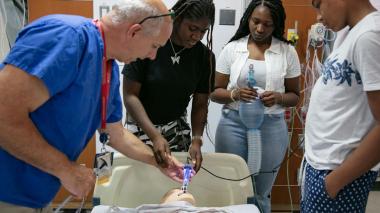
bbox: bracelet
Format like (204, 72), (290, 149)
(192, 135), (203, 141)
(230, 89), (237, 102)
(191, 135), (203, 146)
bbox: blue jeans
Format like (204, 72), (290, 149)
(215, 109), (288, 213)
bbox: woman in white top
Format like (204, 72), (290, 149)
(210, 1), (300, 212)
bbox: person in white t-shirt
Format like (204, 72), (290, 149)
(302, 0), (380, 212)
(210, 1), (301, 212)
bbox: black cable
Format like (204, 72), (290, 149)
(196, 138), (304, 181)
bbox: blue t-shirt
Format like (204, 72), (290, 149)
(0, 14), (122, 208)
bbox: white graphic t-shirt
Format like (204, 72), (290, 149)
(305, 12), (380, 171)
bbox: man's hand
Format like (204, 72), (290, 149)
(152, 135), (171, 168)
(158, 155), (184, 183)
(188, 140), (203, 172)
(59, 163), (96, 199)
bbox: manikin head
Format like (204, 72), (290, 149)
(160, 188), (196, 206)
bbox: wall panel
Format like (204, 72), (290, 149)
(271, 1), (317, 210)
(29, 0), (92, 22)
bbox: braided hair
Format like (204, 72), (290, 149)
(171, 0), (215, 139)
(171, 0), (215, 92)
(171, 0), (215, 51)
(229, 0), (289, 44)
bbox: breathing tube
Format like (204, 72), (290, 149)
(238, 65), (264, 176)
(181, 164), (192, 193)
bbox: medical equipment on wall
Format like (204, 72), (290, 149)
(308, 22), (336, 64)
(309, 23), (336, 47)
(238, 65), (264, 176)
(301, 23), (336, 125)
(308, 23), (336, 56)
(309, 23), (327, 47)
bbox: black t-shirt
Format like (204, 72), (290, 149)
(122, 40), (215, 125)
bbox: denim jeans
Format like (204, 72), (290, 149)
(215, 108), (288, 213)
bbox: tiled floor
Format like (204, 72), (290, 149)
(366, 191), (380, 213)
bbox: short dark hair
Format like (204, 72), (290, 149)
(229, 0), (289, 44)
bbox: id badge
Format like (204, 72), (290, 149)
(94, 151), (114, 185)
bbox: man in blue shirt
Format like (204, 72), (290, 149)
(0, 0), (182, 211)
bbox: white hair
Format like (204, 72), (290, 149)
(109, 0), (164, 36)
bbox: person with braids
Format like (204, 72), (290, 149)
(210, 0), (300, 212)
(122, 0), (215, 172)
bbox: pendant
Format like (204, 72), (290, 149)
(171, 55), (180, 64)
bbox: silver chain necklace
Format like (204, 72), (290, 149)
(169, 39), (186, 65)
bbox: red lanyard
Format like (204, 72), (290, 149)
(93, 19), (112, 131)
